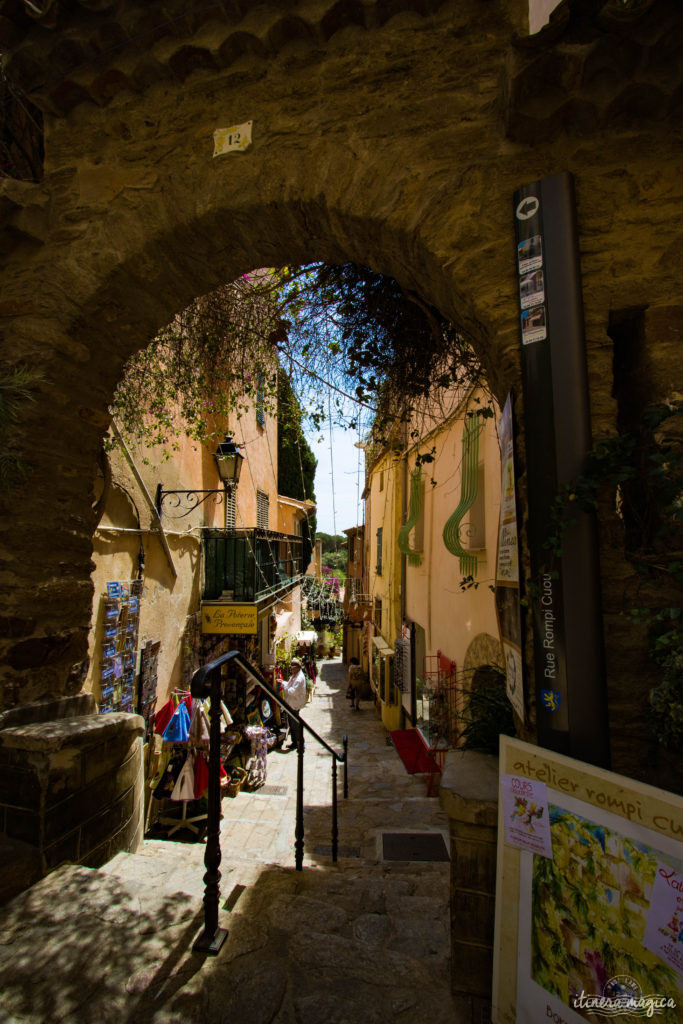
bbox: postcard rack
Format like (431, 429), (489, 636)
(99, 579), (143, 714)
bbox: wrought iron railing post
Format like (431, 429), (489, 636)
(295, 721), (305, 870)
(193, 670), (228, 955)
(331, 756), (338, 863)
(343, 734), (349, 798)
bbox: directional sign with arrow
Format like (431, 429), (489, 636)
(516, 196), (539, 220)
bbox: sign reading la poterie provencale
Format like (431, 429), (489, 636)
(201, 602), (258, 635)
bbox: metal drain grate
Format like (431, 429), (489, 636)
(313, 845), (361, 858)
(256, 784), (288, 796)
(381, 832), (450, 862)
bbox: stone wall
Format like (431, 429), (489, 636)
(440, 749), (499, 1024)
(0, 696), (144, 900)
(0, 0), (680, 785)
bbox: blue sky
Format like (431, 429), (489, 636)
(306, 424), (365, 535)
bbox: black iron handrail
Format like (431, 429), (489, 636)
(189, 649), (348, 955)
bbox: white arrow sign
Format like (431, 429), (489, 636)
(516, 196), (539, 220)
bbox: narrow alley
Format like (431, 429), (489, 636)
(0, 658), (455, 1024)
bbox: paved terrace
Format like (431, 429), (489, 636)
(0, 658), (456, 1024)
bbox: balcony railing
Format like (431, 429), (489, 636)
(203, 529), (304, 602)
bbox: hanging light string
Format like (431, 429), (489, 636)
(235, 414), (290, 594)
(327, 383), (338, 545)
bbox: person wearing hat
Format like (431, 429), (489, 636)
(283, 656), (307, 749)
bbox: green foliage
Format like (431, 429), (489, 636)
(280, 262), (487, 441)
(458, 666), (515, 754)
(110, 276), (282, 455)
(277, 370), (317, 503)
(112, 261), (486, 469)
(0, 364), (43, 494)
(546, 400), (682, 748)
(316, 532), (346, 554)
(277, 369), (317, 563)
(322, 549), (348, 572)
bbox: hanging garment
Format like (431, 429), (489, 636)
(203, 697), (233, 729)
(193, 752), (210, 799)
(162, 702), (191, 743)
(153, 698), (175, 736)
(152, 752), (184, 800)
(188, 699), (210, 744)
(171, 752), (195, 801)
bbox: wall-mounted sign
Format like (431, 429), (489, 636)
(213, 120), (253, 156)
(201, 602), (258, 635)
(493, 737), (683, 1024)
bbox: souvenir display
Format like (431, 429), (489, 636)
(138, 639), (160, 741)
(97, 579), (143, 714)
(162, 702), (190, 743)
(146, 658), (303, 838)
(171, 752), (196, 801)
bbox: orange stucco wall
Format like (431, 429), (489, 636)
(87, 392), (278, 708)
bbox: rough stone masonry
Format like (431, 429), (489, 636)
(0, 0), (681, 787)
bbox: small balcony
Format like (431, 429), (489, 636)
(203, 529), (304, 603)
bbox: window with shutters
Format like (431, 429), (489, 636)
(224, 487), (236, 530)
(257, 491), (269, 529)
(376, 527), (383, 575)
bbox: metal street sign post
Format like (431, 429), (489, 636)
(514, 171), (609, 768)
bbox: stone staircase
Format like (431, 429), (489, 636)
(0, 833), (456, 1024)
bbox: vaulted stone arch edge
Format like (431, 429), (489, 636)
(1, 126), (681, 723)
(0, 171), (525, 711)
(0, 0), (680, 745)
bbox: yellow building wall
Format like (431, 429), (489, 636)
(87, 393), (278, 709)
(404, 389), (502, 684)
(364, 449), (403, 732)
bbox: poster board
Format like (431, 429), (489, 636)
(494, 395), (525, 722)
(493, 737), (683, 1024)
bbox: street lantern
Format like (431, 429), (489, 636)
(213, 434), (243, 488)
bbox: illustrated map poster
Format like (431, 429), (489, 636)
(493, 737), (683, 1024)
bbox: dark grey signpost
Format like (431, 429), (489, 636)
(514, 171), (610, 768)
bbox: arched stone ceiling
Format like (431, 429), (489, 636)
(0, 0), (680, 724)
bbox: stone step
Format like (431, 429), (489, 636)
(1, 854), (456, 1023)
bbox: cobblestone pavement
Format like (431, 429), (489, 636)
(0, 658), (456, 1024)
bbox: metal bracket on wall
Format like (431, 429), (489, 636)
(109, 419), (178, 580)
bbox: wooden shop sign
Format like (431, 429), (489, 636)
(201, 602), (258, 635)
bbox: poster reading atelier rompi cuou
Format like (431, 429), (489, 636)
(493, 737), (683, 1024)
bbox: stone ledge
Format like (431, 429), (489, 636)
(439, 749), (499, 827)
(0, 693), (96, 731)
(0, 712), (144, 752)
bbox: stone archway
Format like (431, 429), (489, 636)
(0, 0), (681, 791)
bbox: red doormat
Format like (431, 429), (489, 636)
(390, 730), (441, 775)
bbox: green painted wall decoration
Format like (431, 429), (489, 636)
(397, 467), (424, 566)
(442, 415), (483, 576)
